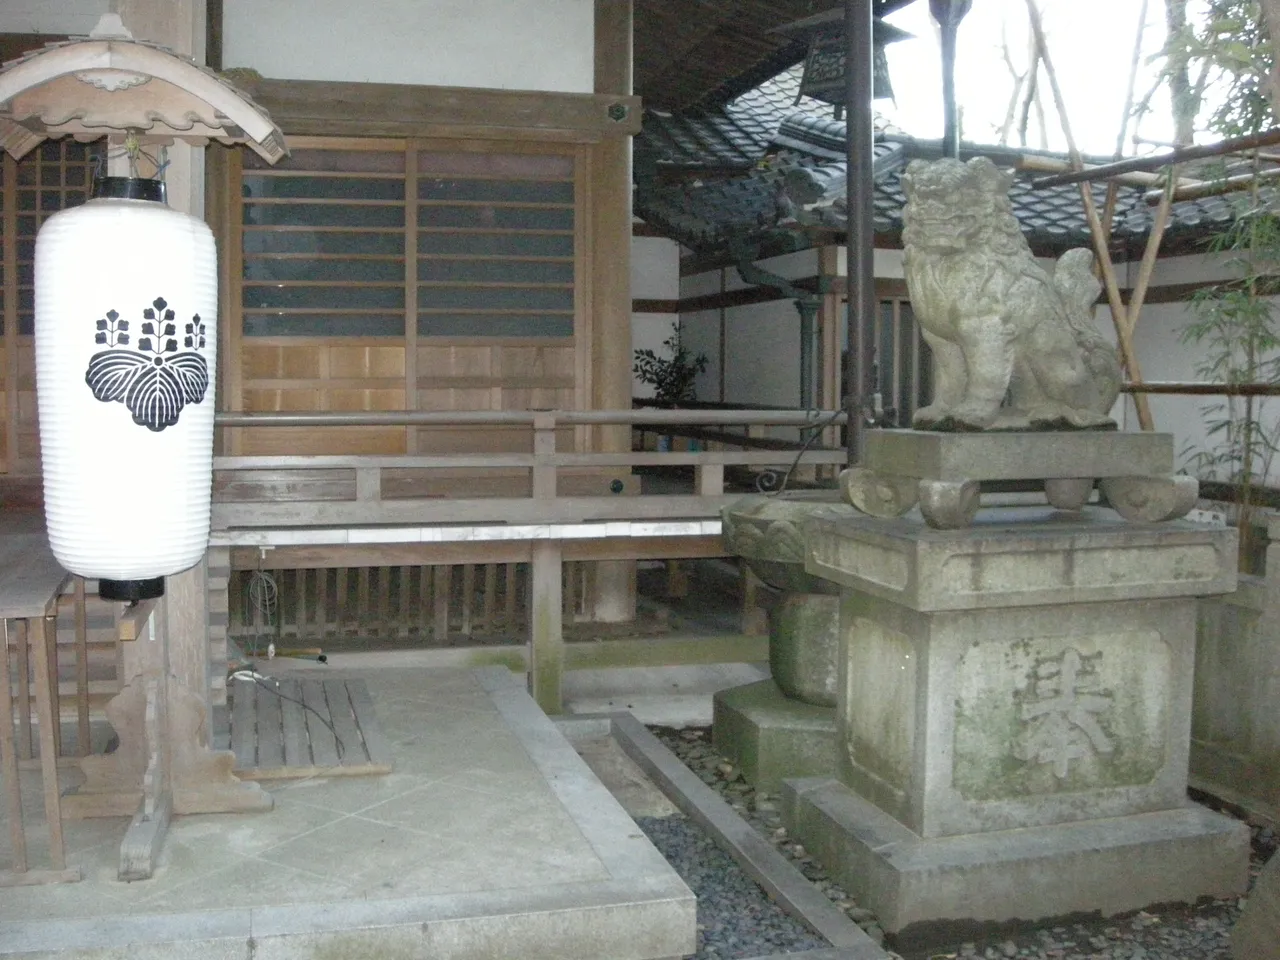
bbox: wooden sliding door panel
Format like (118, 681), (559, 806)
(228, 137), (587, 457)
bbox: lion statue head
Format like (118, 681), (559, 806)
(901, 156), (1025, 256)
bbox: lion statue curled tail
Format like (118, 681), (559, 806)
(901, 156), (1121, 431)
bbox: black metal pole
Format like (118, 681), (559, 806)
(931, 0), (972, 160)
(845, 0), (876, 465)
(939, 20), (959, 158)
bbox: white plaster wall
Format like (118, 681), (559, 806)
(0, 0), (108, 34)
(681, 270), (722, 298)
(835, 246), (906, 279)
(721, 302), (802, 408)
(222, 0), (594, 92)
(631, 235), (680, 398)
(679, 310), (720, 401)
(1121, 298), (1280, 485)
(633, 235), (679, 300)
(1099, 256), (1278, 484)
(678, 252), (818, 405)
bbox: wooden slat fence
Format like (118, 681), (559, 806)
(230, 559), (608, 647)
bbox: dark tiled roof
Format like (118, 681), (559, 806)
(636, 66), (828, 174)
(633, 0), (919, 111)
(635, 92), (1252, 262)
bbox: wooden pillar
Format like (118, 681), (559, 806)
(591, 0), (637, 624)
(529, 541), (564, 714)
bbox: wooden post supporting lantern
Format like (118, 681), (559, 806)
(0, 14), (286, 601)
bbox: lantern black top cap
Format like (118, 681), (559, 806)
(91, 176), (166, 204)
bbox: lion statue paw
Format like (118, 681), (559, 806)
(901, 157), (1122, 433)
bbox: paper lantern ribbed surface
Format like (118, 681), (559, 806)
(35, 185), (218, 590)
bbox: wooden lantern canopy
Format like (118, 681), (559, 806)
(0, 14), (286, 601)
(0, 14), (285, 163)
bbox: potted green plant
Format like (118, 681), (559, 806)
(633, 328), (709, 451)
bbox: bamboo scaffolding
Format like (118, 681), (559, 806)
(1031, 126), (1280, 189)
(1143, 166), (1280, 203)
(1121, 382), (1280, 395)
(1100, 0), (1150, 250)
(1023, 0), (1155, 429)
(1016, 154), (1198, 190)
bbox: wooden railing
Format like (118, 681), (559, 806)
(211, 409), (844, 712)
(212, 408), (848, 530)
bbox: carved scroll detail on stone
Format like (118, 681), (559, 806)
(1014, 647), (1114, 779)
(917, 479), (980, 529)
(840, 467), (918, 518)
(1045, 477), (1095, 511)
(901, 157), (1122, 432)
(1100, 475), (1199, 523)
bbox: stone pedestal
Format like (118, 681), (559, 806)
(714, 495), (851, 788)
(784, 506), (1251, 940)
(842, 430), (1197, 529)
(713, 680), (838, 792)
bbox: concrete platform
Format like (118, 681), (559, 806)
(713, 680), (837, 792)
(783, 777), (1250, 942)
(0, 667), (695, 960)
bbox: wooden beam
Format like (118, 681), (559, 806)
(228, 535), (727, 571)
(3, 155), (16, 474)
(631, 221), (669, 237)
(236, 77), (641, 140)
(213, 494), (739, 528)
(565, 634), (769, 669)
(28, 614), (67, 870)
(632, 298), (680, 313)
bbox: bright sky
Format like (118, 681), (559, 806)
(879, 0), (1178, 156)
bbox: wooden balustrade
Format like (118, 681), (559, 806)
(210, 408), (843, 711)
(212, 408), (847, 530)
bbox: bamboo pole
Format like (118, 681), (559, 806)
(1032, 126), (1280, 188)
(1016, 154), (1195, 189)
(1122, 382), (1280, 395)
(1023, 0), (1155, 430)
(1127, 170), (1178, 326)
(1101, 0), (1150, 249)
(1143, 166), (1280, 203)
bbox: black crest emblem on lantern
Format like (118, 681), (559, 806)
(84, 296), (209, 432)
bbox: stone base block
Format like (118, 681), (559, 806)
(782, 777), (1250, 944)
(712, 681), (837, 793)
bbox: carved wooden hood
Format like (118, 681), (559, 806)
(0, 13), (286, 163)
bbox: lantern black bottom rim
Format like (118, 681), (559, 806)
(99, 577), (165, 602)
(91, 176), (167, 204)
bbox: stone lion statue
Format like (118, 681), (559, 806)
(901, 156), (1122, 431)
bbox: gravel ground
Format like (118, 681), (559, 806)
(636, 814), (829, 959)
(648, 725), (1278, 960)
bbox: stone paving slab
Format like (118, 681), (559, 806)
(0, 667), (695, 960)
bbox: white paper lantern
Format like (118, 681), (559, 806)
(34, 178), (218, 601)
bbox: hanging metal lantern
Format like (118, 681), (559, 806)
(772, 9), (914, 114)
(34, 176), (217, 601)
